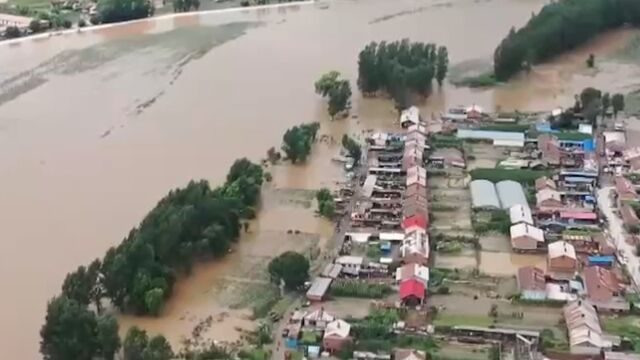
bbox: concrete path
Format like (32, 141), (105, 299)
(597, 186), (640, 291)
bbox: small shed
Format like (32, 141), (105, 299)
(587, 255), (614, 267)
(306, 277), (333, 302)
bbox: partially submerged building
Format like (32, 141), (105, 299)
(583, 266), (628, 311)
(510, 223), (545, 251)
(516, 266), (546, 300)
(547, 241), (577, 273)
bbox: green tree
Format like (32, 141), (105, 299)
(268, 251), (310, 290)
(612, 93), (625, 117)
(124, 326), (149, 360)
(40, 296), (98, 360)
(436, 46), (449, 86)
(489, 345), (500, 360)
(580, 87), (602, 111)
(341, 134), (362, 165)
(97, 0), (153, 24)
(144, 288), (165, 315)
(29, 19), (42, 32)
(96, 314), (121, 360)
(61, 259), (102, 310)
(141, 335), (173, 360)
(4, 26), (21, 38)
(281, 123), (319, 163)
(316, 187), (335, 218)
(315, 71), (352, 118)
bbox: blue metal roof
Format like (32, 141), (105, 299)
(564, 176), (595, 183)
(587, 255), (614, 263)
(560, 170), (598, 178)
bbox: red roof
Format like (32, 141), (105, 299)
(402, 214), (427, 230)
(560, 211), (597, 220)
(399, 279), (425, 300)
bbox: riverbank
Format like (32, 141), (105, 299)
(0, 0), (315, 46)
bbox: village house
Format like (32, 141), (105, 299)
(322, 319), (352, 353)
(509, 204), (533, 225)
(399, 278), (425, 306)
(400, 228), (429, 265)
(583, 266), (629, 311)
(624, 146), (640, 173)
(614, 176), (638, 203)
(516, 266), (546, 300)
(547, 241), (577, 273)
(535, 176), (557, 191)
(395, 263), (429, 287)
(428, 148), (465, 169)
(564, 300), (607, 355)
(537, 188), (563, 208)
(303, 308), (335, 329)
(394, 349), (426, 360)
(538, 133), (564, 166)
(402, 214), (428, 233)
(335, 256), (364, 277)
(400, 106), (420, 128)
(510, 223), (545, 251)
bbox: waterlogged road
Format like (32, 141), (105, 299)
(1, 0), (640, 357)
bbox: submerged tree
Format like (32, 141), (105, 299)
(341, 134), (362, 165)
(315, 71), (352, 118)
(281, 122), (320, 163)
(268, 251), (310, 290)
(96, 0), (153, 24)
(436, 46), (449, 86)
(612, 93), (625, 118)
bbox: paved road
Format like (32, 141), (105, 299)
(597, 186), (640, 291)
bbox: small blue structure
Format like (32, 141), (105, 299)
(285, 337), (298, 349)
(379, 241), (391, 253)
(587, 255), (614, 267)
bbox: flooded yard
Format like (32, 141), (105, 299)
(478, 252), (547, 276)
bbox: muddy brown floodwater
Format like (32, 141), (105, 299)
(1, 0), (640, 358)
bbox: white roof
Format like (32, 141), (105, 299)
(509, 204), (533, 225)
(624, 146), (640, 161)
(395, 263), (429, 284)
(400, 106), (420, 125)
(604, 131), (626, 145)
(306, 277), (333, 299)
(406, 174), (426, 186)
(510, 223), (544, 242)
(548, 241), (576, 260)
(579, 124), (593, 135)
(336, 256), (364, 266)
(324, 319), (351, 338)
(466, 104), (483, 113)
(470, 180), (500, 208)
(496, 180), (528, 209)
(379, 232), (405, 241)
(346, 232), (372, 243)
(494, 139), (525, 148)
(401, 231), (429, 259)
(546, 283), (578, 302)
(537, 188), (562, 204)
(304, 308), (335, 322)
(362, 175), (378, 198)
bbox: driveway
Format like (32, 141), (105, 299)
(597, 187), (640, 291)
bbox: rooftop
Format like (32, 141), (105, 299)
(548, 241), (577, 260)
(470, 180), (500, 209)
(510, 223), (544, 242)
(517, 266), (545, 291)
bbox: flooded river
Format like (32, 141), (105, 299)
(1, 0), (640, 357)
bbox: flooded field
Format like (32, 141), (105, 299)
(1, 0), (640, 357)
(478, 251), (548, 276)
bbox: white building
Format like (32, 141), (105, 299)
(335, 256), (364, 276)
(564, 301), (609, 355)
(400, 106), (420, 128)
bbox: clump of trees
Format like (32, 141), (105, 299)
(315, 71), (352, 118)
(493, 0), (640, 80)
(40, 296), (121, 360)
(281, 122), (320, 163)
(341, 134), (362, 165)
(96, 0), (154, 24)
(123, 326), (173, 360)
(357, 39), (449, 107)
(316, 188), (335, 218)
(612, 93), (625, 117)
(267, 251), (310, 290)
(41, 158), (264, 359)
(172, 0), (200, 12)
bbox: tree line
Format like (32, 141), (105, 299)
(41, 158), (264, 359)
(493, 0), (640, 80)
(357, 39), (448, 108)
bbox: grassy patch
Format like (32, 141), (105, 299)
(469, 168), (551, 185)
(433, 313), (493, 327)
(451, 72), (499, 88)
(477, 123), (530, 132)
(330, 280), (393, 299)
(602, 316), (640, 336)
(250, 285), (281, 319)
(555, 131), (592, 141)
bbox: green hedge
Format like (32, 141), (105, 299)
(469, 168), (551, 185)
(330, 280), (392, 298)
